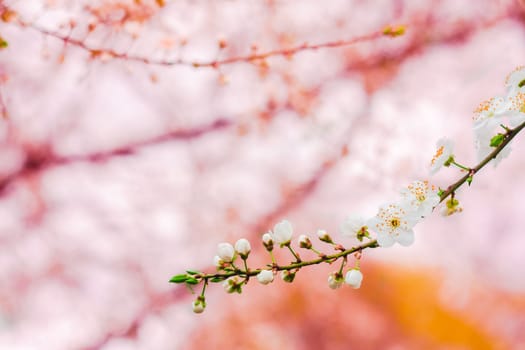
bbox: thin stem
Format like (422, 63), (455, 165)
(242, 258), (250, 276)
(230, 261), (243, 274)
(338, 256), (347, 274)
(201, 279), (208, 297)
(451, 160), (471, 172)
(286, 243), (302, 263)
(268, 251), (276, 264)
(310, 247), (323, 256)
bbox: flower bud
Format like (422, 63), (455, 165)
(235, 238), (251, 259)
(345, 269), (363, 289)
(317, 229), (333, 243)
(217, 242), (235, 262)
(213, 255), (224, 269)
(441, 198), (463, 216)
(280, 270), (296, 283)
(262, 232), (274, 251)
(257, 269), (274, 285)
(328, 272), (343, 290)
(192, 296), (206, 314)
(222, 276), (242, 294)
(273, 219), (293, 245)
(298, 234), (312, 249)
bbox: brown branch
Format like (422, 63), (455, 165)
(0, 118), (232, 194)
(6, 5), (393, 69)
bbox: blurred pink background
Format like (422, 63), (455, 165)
(1, 0), (525, 349)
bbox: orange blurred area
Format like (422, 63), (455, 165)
(189, 263), (525, 349)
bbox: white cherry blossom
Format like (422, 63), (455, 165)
(400, 181), (440, 218)
(505, 65), (525, 95)
(340, 214), (368, 240)
(368, 203), (419, 247)
(503, 91), (525, 127)
(473, 117), (512, 167)
(430, 138), (454, 175)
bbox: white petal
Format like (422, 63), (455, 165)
(493, 145), (512, 167)
(396, 230), (415, 246)
(505, 66), (525, 94)
(273, 220), (293, 243)
(366, 217), (379, 234)
(376, 233), (395, 247)
(340, 215), (366, 238)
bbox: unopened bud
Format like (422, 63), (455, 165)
(328, 272), (344, 290)
(317, 229), (333, 243)
(192, 296), (206, 314)
(217, 242), (235, 262)
(441, 198), (463, 216)
(213, 255), (224, 269)
(235, 238), (251, 259)
(257, 269), (274, 285)
(280, 270), (296, 283)
(345, 269), (363, 289)
(298, 234), (312, 249)
(222, 276), (243, 294)
(262, 232), (274, 251)
(273, 220), (293, 245)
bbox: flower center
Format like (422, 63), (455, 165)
(390, 218), (400, 228)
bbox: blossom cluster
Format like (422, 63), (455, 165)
(214, 219), (367, 296)
(186, 178), (441, 313)
(471, 67), (525, 165)
(341, 179), (441, 251)
(181, 140), (455, 314)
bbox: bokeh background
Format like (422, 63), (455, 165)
(1, 0), (525, 349)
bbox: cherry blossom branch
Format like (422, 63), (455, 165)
(172, 115), (524, 278)
(204, 239), (379, 280)
(170, 67), (525, 314)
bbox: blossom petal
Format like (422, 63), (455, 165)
(340, 214), (366, 238)
(396, 230), (415, 246)
(376, 232), (395, 247)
